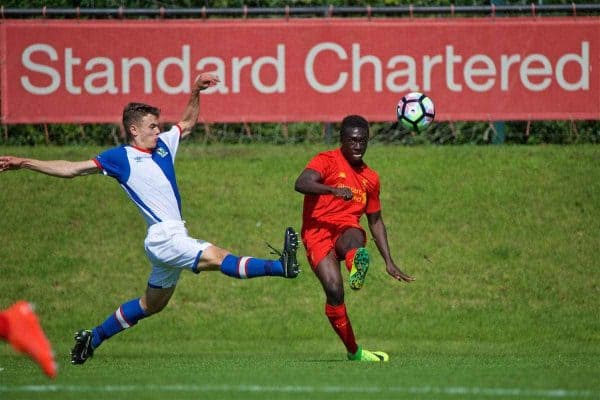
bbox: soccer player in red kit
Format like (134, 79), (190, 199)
(295, 115), (414, 362)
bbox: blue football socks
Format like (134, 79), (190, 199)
(220, 254), (284, 278)
(88, 257), (285, 349)
(91, 298), (147, 349)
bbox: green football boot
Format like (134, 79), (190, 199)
(349, 247), (370, 290)
(347, 346), (389, 362)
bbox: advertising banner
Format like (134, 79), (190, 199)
(1, 18), (598, 123)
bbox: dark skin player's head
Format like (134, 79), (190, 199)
(339, 115), (369, 167)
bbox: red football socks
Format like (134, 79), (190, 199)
(344, 248), (358, 272)
(325, 303), (358, 354)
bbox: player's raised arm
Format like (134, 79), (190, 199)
(0, 156), (98, 178)
(178, 71), (220, 139)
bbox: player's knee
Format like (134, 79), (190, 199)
(144, 299), (168, 315)
(325, 284), (344, 305)
(141, 289), (173, 315)
(336, 228), (365, 255)
(197, 245), (230, 270)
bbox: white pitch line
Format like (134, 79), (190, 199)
(0, 384), (596, 398)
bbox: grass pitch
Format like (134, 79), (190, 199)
(0, 144), (598, 400)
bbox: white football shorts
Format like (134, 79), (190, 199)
(144, 220), (212, 288)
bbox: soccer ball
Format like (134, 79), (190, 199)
(396, 92), (435, 132)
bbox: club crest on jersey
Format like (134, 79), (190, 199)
(156, 147), (168, 158)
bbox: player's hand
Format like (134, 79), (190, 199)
(386, 263), (414, 283)
(332, 187), (353, 201)
(0, 156), (25, 172)
(194, 71), (220, 91)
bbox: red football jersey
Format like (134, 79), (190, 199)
(302, 148), (381, 228)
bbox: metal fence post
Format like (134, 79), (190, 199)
(491, 0), (506, 144)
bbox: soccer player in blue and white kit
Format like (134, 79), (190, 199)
(0, 72), (300, 365)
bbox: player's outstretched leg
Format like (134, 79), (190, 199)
(1, 301), (57, 378)
(220, 227), (300, 279)
(348, 247), (370, 290)
(347, 346), (389, 362)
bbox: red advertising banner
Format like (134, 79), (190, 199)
(1, 18), (598, 123)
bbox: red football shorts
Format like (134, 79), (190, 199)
(301, 223), (367, 270)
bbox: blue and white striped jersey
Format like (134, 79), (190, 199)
(93, 125), (183, 226)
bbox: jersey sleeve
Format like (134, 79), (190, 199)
(305, 152), (332, 179)
(158, 125), (182, 159)
(94, 146), (129, 183)
(365, 173), (381, 214)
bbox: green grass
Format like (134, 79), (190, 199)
(0, 144), (598, 400)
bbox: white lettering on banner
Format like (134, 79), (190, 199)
(556, 44), (589, 91)
(305, 42), (348, 94)
(464, 54), (496, 92)
(520, 54), (553, 91)
(122, 57), (153, 94)
(232, 56), (252, 93)
(19, 42), (590, 96)
(19, 44), (286, 96)
(156, 45), (190, 95)
(385, 55), (418, 92)
(251, 44), (286, 94)
(21, 44), (60, 95)
(305, 43), (589, 94)
(352, 44), (383, 92)
(84, 57), (118, 95)
(196, 56), (229, 94)
(424, 53), (443, 92)
(445, 46), (463, 92)
(65, 48), (81, 94)
(500, 55), (520, 91)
